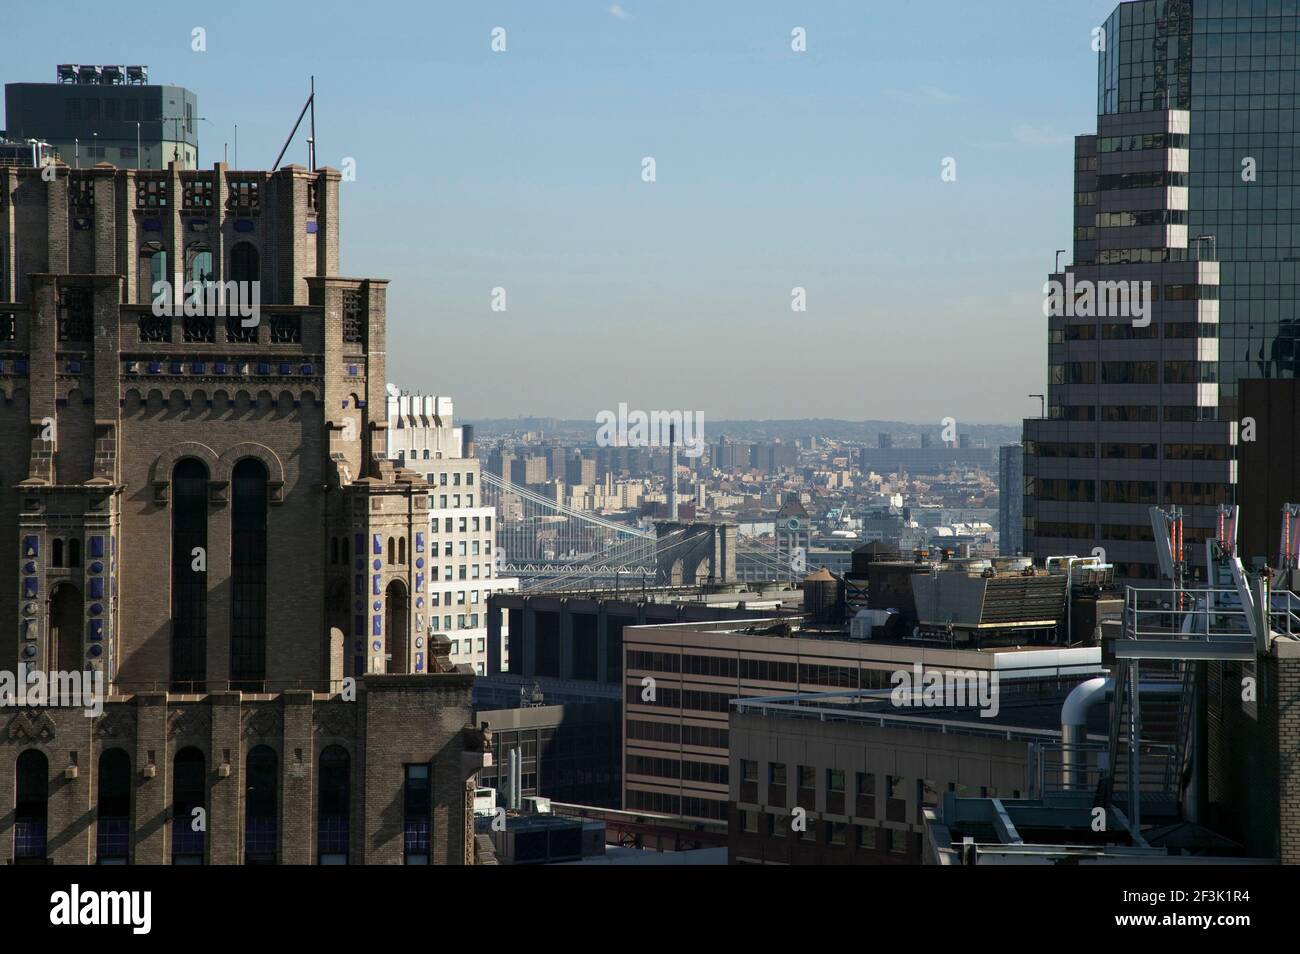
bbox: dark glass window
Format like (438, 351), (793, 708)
(15, 749), (48, 863)
(172, 747), (206, 864)
(230, 459), (268, 687)
(319, 746), (351, 865)
(172, 459), (208, 689)
(245, 745), (278, 864)
(96, 748), (131, 864)
(230, 242), (259, 284)
(404, 764), (432, 864)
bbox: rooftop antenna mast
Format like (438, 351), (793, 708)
(272, 76), (316, 171)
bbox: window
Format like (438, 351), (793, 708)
(852, 774), (873, 816)
(404, 765), (432, 864)
(15, 749), (49, 863)
(342, 290), (364, 344)
(318, 746), (350, 865)
(245, 746), (278, 864)
(172, 747), (206, 864)
(97, 749), (131, 864)
(230, 242), (259, 284)
(826, 769), (846, 815)
(172, 459), (208, 689)
(230, 459), (268, 687)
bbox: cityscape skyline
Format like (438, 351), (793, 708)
(0, 0), (1291, 912)
(7, 0), (1117, 421)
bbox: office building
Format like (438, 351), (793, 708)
(728, 683), (1106, 865)
(5, 65), (199, 170)
(1020, 0), (1300, 580)
(624, 615), (1103, 825)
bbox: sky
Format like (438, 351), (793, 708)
(7, 0), (1123, 425)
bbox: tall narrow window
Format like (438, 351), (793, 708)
(172, 747), (205, 864)
(386, 581), (409, 674)
(318, 746), (351, 865)
(97, 748), (131, 864)
(15, 749), (48, 863)
(52, 538), (64, 568)
(245, 745), (278, 865)
(230, 458), (268, 688)
(67, 538), (81, 568)
(403, 764), (431, 864)
(49, 583), (83, 680)
(230, 242), (259, 284)
(172, 458), (208, 690)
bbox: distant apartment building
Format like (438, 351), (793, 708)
(387, 388), (519, 675)
(566, 452), (596, 488)
(998, 444), (1024, 556)
(510, 455), (548, 488)
(5, 65), (198, 170)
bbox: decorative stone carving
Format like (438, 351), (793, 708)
(168, 706), (211, 740)
(242, 704), (282, 739)
(94, 709), (136, 740)
(313, 704), (356, 739)
(7, 710), (56, 744)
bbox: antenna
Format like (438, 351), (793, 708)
(273, 78), (316, 170)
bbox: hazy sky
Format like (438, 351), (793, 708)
(9, 0), (1122, 424)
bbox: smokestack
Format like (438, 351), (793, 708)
(669, 423), (679, 520)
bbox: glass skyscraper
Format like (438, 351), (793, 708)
(1096, 0), (1300, 410)
(1023, 0), (1300, 579)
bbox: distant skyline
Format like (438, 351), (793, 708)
(7, 0), (1121, 422)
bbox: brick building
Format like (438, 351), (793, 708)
(0, 159), (487, 863)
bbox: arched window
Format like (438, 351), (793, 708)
(387, 536), (396, 566)
(97, 748), (131, 864)
(15, 749), (48, 863)
(49, 582), (83, 679)
(231, 459), (268, 688)
(330, 537), (339, 565)
(318, 746), (351, 864)
(230, 242), (259, 284)
(52, 538), (64, 568)
(385, 580), (409, 674)
(341, 536), (350, 564)
(67, 538), (81, 568)
(139, 243), (168, 306)
(398, 537), (407, 564)
(172, 458), (209, 690)
(172, 747), (206, 864)
(185, 242), (213, 284)
(245, 745), (278, 865)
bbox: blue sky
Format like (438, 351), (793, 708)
(8, 0), (1121, 424)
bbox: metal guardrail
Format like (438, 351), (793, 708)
(731, 697), (1069, 744)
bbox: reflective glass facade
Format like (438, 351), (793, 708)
(1102, 0), (1300, 416)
